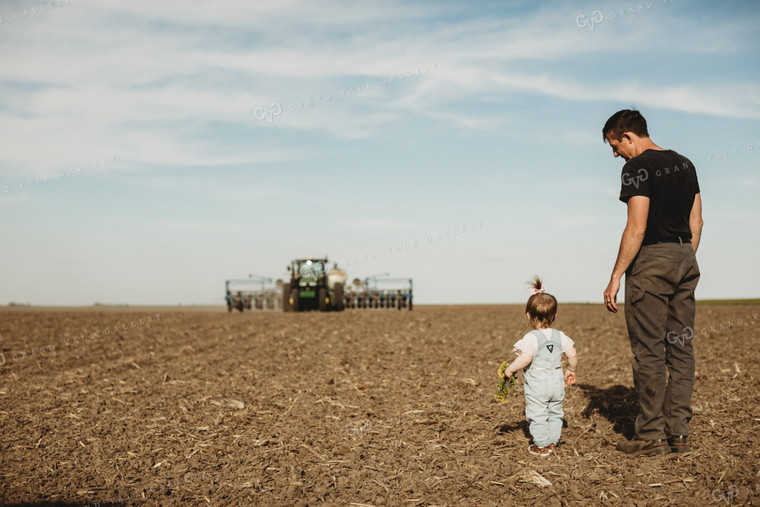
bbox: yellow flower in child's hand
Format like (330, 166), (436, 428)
(494, 362), (518, 403)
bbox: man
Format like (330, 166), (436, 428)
(601, 109), (703, 457)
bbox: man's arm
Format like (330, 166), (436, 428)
(604, 195), (650, 313)
(690, 193), (703, 253)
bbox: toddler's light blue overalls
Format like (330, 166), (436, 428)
(523, 329), (565, 448)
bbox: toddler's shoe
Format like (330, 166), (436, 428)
(528, 444), (552, 457)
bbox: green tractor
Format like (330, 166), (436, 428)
(283, 258), (346, 312)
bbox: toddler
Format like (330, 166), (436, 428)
(502, 277), (578, 456)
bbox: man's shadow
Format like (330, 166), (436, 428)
(577, 384), (638, 440)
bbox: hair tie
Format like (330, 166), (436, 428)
(530, 287), (546, 295)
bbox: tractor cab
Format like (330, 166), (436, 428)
(284, 257), (344, 312)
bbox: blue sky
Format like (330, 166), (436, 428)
(0, 0), (758, 305)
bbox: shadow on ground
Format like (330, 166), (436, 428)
(3, 503), (126, 507)
(577, 383), (638, 440)
(496, 418), (569, 440)
(495, 419), (532, 439)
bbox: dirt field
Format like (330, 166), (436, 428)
(1, 304), (759, 506)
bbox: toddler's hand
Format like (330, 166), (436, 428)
(564, 371), (576, 386)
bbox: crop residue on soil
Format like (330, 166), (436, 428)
(1, 304), (759, 505)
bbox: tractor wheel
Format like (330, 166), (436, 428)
(290, 288), (300, 312)
(283, 286), (292, 312)
(409, 297), (413, 311)
(318, 287), (328, 312)
(334, 283), (345, 311)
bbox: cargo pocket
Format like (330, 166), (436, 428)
(627, 278), (646, 306)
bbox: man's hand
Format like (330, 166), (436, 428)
(565, 370), (576, 386)
(604, 277), (620, 313)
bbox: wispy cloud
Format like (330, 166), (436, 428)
(333, 218), (420, 229)
(2, 0), (758, 182)
(109, 217), (272, 233)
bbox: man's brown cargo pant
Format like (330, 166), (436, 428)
(624, 240), (700, 440)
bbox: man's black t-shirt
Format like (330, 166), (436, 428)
(619, 149), (700, 245)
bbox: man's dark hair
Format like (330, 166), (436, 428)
(602, 109), (649, 143)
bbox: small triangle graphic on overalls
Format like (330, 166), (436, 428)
(546, 344), (554, 353)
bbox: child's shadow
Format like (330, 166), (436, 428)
(496, 419), (569, 439)
(577, 384), (637, 440)
(496, 420), (532, 439)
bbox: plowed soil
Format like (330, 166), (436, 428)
(1, 304), (759, 506)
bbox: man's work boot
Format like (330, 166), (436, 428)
(616, 438), (670, 457)
(668, 435), (691, 453)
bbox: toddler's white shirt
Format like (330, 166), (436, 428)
(513, 328), (574, 357)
